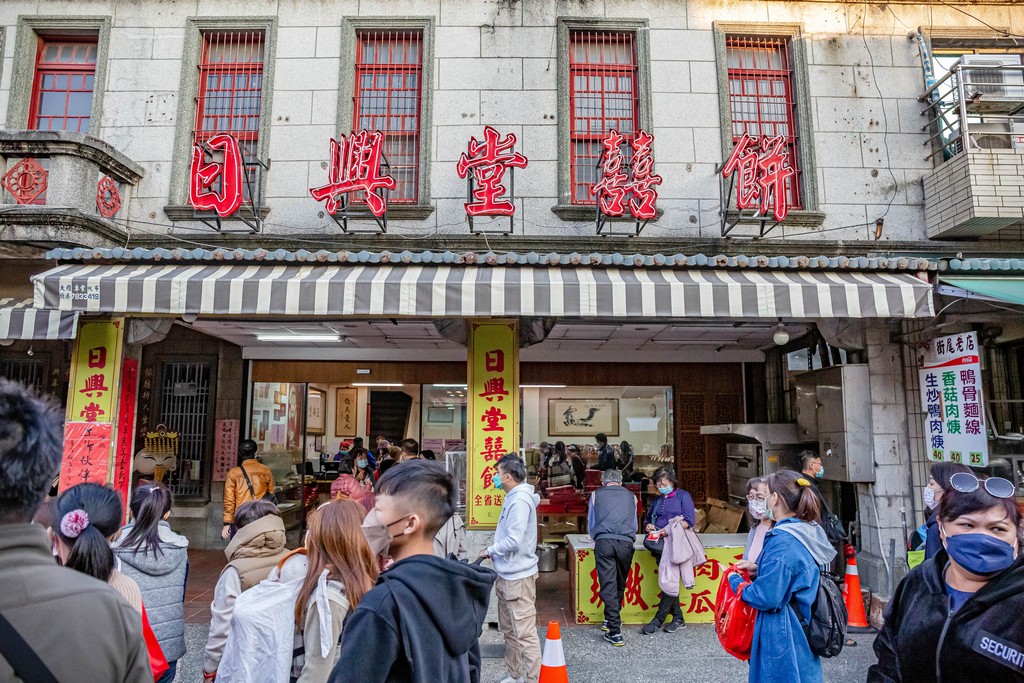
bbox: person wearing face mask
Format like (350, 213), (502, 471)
(798, 451), (847, 577)
(921, 462), (974, 561)
(743, 477), (772, 563)
(640, 467), (696, 635)
(331, 460), (496, 683)
(729, 470), (837, 683)
(869, 473), (1024, 683)
(478, 454), (542, 683)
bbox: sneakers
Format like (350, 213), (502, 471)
(603, 631), (625, 647)
(640, 619), (662, 635)
(498, 677), (525, 683)
(663, 618), (685, 633)
(600, 620), (610, 632)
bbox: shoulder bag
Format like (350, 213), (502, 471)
(0, 611), (59, 683)
(242, 463), (279, 505)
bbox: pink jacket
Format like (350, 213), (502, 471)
(330, 474), (375, 513)
(658, 517), (706, 596)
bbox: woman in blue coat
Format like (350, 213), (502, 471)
(728, 469), (837, 683)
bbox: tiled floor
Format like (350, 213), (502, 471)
(184, 548), (577, 627)
(184, 550), (226, 624)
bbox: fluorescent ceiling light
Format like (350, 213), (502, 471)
(352, 382), (404, 387)
(433, 384), (468, 388)
(521, 384), (567, 388)
(256, 334), (341, 342)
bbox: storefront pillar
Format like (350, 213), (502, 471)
(59, 318), (138, 515)
(856, 320), (915, 595)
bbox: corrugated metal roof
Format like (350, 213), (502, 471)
(44, 246), (944, 271)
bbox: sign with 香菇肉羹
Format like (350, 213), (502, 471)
(919, 331), (988, 466)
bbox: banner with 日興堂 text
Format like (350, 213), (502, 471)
(919, 331), (988, 466)
(467, 320), (518, 529)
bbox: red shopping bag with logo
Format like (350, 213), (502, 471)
(714, 565), (756, 661)
(142, 604), (169, 681)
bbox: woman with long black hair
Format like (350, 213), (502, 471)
(112, 480), (189, 683)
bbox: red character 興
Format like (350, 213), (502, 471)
(189, 133), (244, 218)
(478, 377), (509, 403)
(309, 130), (397, 218)
(456, 126), (528, 217)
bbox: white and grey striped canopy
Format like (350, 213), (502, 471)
(33, 262), (934, 319)
(0, 298), (79, 340)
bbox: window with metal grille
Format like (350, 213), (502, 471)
(157, 361), (214, 498)
(194, 31), (265, 201)
(353, 30), (423, 203)
(569, 31), (639, 205)
(726, 35), (802, 210)
(0, 359), (46, 395)
(29, 38), (97, 133)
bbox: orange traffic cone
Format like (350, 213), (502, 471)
(842, 543), (872, 632)
(539, 620), (569, 683)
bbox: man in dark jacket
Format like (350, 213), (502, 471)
(331, 460), (496, 683)
(0, 380), (150, 682)
(587, 468), (638, 646)
(869, 548), (1024, 682)
(595, 433), (617, 471)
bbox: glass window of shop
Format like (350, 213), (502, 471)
(249, 381), (309, 531)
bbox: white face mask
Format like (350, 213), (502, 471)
(748, 499), (768, 520)
(923, 486), (937, 510)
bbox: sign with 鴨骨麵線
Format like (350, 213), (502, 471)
(919, 331), (988, 466)
(466, 320), (518, 529)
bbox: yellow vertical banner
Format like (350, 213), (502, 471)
(467, 319), (519, 529)
(60, 319), (125, 493)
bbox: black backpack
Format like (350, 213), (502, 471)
(792, 570), (848, 658)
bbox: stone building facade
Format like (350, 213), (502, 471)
(1, 0), (1023, 594)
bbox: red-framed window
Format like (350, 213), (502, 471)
(29, 38), (97, 133)
(726, 35), (802, 210)
(194, 31), (265, 200)
(354, 30), (423, 204)
(569, 31), (639, 205)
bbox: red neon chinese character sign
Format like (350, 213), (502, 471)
(309, 130), (397, 218)
(591, 129), (662, 221)
(189, 134), (244, 218)
(721, 133), (795, 222)
(456, 126), (528, 217)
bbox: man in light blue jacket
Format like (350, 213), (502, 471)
(479, 453), (542, 683)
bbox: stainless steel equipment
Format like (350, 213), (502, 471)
(700, 423), (811, 506)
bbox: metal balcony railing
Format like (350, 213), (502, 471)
(920, 57), (1024, 163)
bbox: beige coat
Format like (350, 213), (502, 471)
(0, 523), (151, 682)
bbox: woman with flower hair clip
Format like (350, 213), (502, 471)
(55, 482), (143, 615)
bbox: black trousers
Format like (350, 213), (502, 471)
(652, 591), (684, 625)
(595, 537), (634, 634)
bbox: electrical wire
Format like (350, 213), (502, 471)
(930, 0), (1024, 42)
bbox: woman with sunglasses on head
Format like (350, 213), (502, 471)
(921, 462), (973, 561)
(869, 472), (1024, 683)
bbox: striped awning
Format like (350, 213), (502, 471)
(0, 298), (79, 340)
(33, 263), (934, 319)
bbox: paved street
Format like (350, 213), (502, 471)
(177, 622), (878, 682)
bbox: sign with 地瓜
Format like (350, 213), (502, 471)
(918, 331), (988, 466)
(467, 320), (519, 529)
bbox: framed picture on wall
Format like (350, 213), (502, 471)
(548, 398), (619, 437)
(307, 387), (326, 435)
(335, 387), (358, 437)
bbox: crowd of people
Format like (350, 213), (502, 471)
(0, 378), (1022, 683)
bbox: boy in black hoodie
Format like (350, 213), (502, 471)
(329, 460), (496, 683)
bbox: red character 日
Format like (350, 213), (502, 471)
(189, 133), (244, 218)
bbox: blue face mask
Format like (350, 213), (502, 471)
(658, 485), (673, 496)
(944, 529), (1017, 577)
(815, 466), (825, 479)
(493, 474), (503, 491)
(356, 459), (368, 469)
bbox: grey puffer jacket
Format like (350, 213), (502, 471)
(112, 521), (189, 662)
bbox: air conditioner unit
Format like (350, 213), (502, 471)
(961, 54), (1024, 114)
(967, 122), (1012, 149)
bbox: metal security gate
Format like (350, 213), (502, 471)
(157, 360), (215, 498)
(0, 358), (46, 395)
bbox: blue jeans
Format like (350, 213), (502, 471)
(156, 660), (177, 683)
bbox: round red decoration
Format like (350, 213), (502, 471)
(2, 158), (48, 205)
(96, 175), (122, 219)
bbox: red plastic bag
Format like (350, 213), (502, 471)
(141, 604), (170, 682)
(714, 565), (757, 661)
